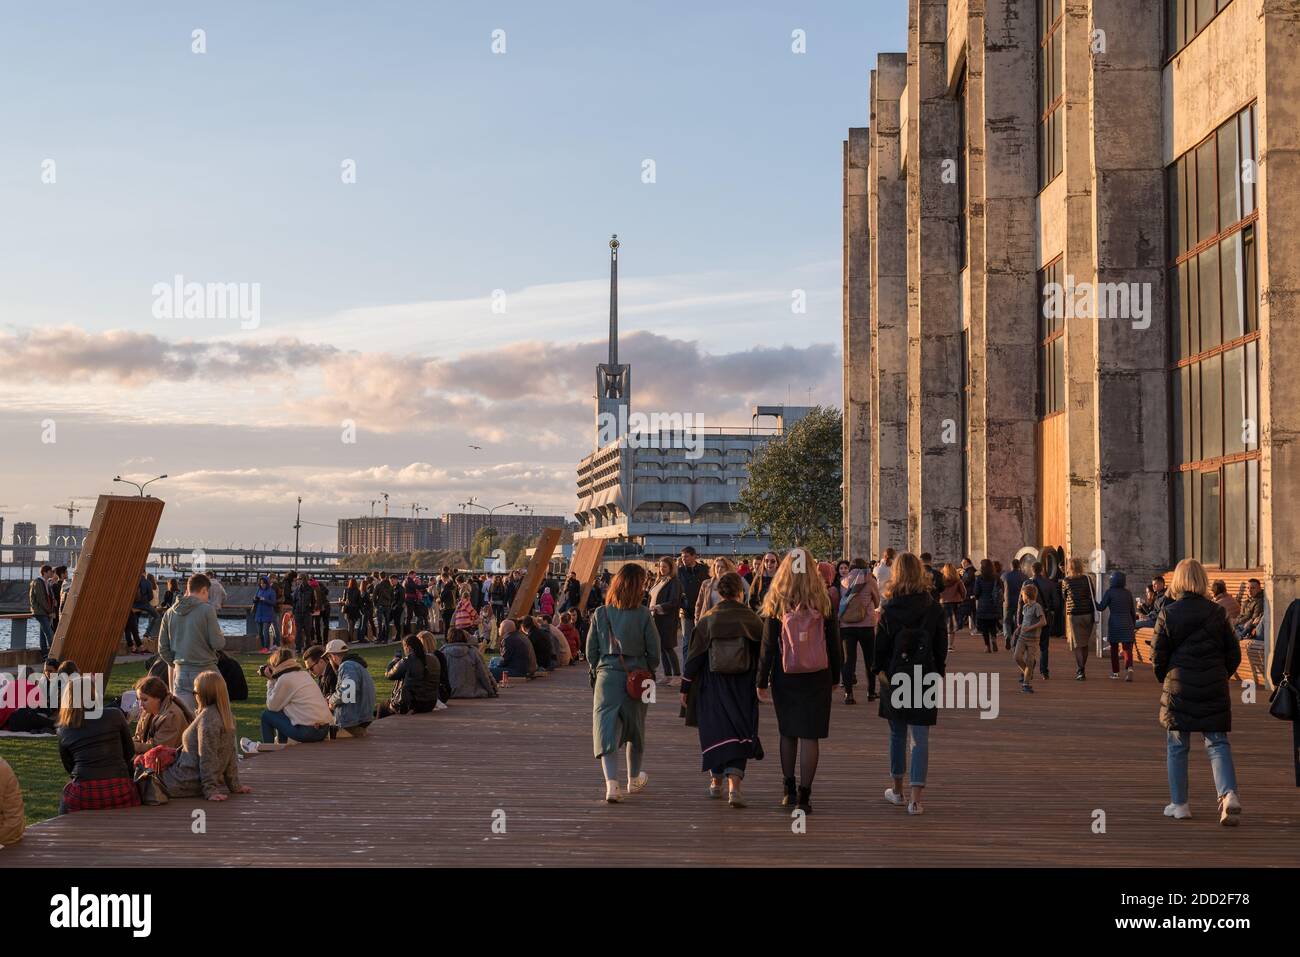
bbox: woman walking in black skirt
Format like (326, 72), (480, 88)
(756, 548), (842, 814)
(681, 572), (764, 807)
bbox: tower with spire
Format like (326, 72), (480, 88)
(595, 233), (631, 447)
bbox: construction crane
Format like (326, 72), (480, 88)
(368, 499), (381, 517)
(53, 500), (84, 525)
(381, 491), (390, 517)
(409, 503), (427, 519)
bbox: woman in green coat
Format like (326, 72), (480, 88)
(587, 563), (661, 803)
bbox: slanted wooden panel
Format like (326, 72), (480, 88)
(569, 537), (607, 614)
(50, 495), (164, 682)
(508, 528), (562, 619)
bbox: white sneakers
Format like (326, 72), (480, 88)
(1219, 791), (1242, 826)
(627, 771), (649, 794)
(604, 780), (623, 803)
(605, 772), (647, 802)
(1163, 802), (1192, 819)
(907, 802), (924, 816)
(239, 737), (260, 755)
(884, 788), (904, 806)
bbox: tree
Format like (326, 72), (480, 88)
(501, 533), (528, 569)
(737, 405), (843, 557)
(469, 526), (500, 569)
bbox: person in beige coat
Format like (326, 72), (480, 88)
(132, 676), (193, 754)
(0, 756), (24, 846)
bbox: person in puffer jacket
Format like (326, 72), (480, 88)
(1095, 571), (1137, 680)
(1152, 558), (1242, 826)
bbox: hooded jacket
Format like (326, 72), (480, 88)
(873, 591), (949, 727)
(442, 641), (498, 698)
(1153, 594), (1240, 732)
(158, 595), (225, 671)
(1096, 571), (1137, 643)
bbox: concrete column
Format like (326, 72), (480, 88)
(1257, 0), (1300, 661)
(1061, 0), (1100, 560)
(1088, 0), (1170, 586)
(843, 128), (872, 560)
(871, 54), (910, 556)
(976, 0), (1042, 564)
(907, 0), (964, 559)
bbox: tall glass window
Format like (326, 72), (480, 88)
(1038, 257), (1065, 418)
(1168, 102), (1260, 569)
(1038, 0), (1064, 188)
(1167, 0), (1234, 58)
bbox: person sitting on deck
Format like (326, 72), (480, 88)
(521, 616), (555, 672)
(559, 612), (582, 662)
(56, 675), (139, 814)
(143, 671), (251, 804)
(1235, 579), (1266, 641)
(0, 755), (24, 847)
(323, 639), (376, 736)
(489, 619), (535, 682)
(441, 628), (498, 698)
(216, 650), (249, 702)
(540, 614), (573, 667)
(255, 648), (332, 745)
(303, 644), (338, 698)
(131, 675), (193, 753)
(412, 632), (453, 704)
(378, 635), (442, 717)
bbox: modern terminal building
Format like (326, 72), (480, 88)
(842, 1), (1297, 656)
(573, 235), (813, 561)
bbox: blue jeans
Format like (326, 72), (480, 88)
(489, 658), (504, 682)
(257, 621), (271, 646)
(709, 758), (747, 778)
(34, 615), (53, 654)
(680, 617), (695, 666)
(888, 720), (929, 787)
(1167, 730), (1237, 806)
(260, 709), (328, 745)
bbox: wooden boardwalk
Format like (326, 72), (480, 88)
(4, 640), (1297, 867)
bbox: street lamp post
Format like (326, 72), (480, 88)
(293, 496), (302, 571)
(114, 474), (167, 496)
(462, 500), (515, 567)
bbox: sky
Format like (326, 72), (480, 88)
(0, 0), (907, 548)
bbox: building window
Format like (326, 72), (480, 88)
(1038, 257), (1065, 417)
(1038, 0), (1064, 189)
(1167, 0), (1234, 59)
(1168, 102), (1259, 569)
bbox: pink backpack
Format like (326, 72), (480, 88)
(779, 605), (828, 674)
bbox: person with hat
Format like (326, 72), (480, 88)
(256, 648), (333, 744)
(323, 639), (376, 736)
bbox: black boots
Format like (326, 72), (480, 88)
(781, 777), (797, 807)
(797, 786), (813, 814)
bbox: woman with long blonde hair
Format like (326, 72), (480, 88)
(1152, 557), (1242, 824)
(695, 556), (750, 619)
(756, 547), (841, 813)
(148, 670), (250, 803)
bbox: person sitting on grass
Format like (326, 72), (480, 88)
(302, 644), (337, 698)
(56, 675), (139, 814)
(0, 670), (57, 734)
(379, 635), (442, 717)
(441, 627), (498, 698)
(216, 649), (249, 702)
(0, 755), (24, 847)
(131, 675), (192, 754)
(146, 671), (251, 803)
(323, 639), (376, 737)
(255, 648), (333, 746)
(489, 619), (535, 683)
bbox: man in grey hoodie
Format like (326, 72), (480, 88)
(158, 573), (226, 711)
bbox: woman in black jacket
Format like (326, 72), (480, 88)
(1152, 558), (1242, 825)
(1271, 599), (1299, 787)
(56, 676), (139, 814)
(649, 557), (683, 683)
(873, 552), (948, 816)
(378, 635), (441, 716)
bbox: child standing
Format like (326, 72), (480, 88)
(1014, 583), (1046, 693)
(1096, 571), (1137, 681)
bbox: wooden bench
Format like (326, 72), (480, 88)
(1132, 570), (1263, 684)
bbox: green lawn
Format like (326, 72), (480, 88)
(1, 643), (408, 825)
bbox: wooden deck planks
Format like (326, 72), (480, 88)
(3, 639), (1297, 868)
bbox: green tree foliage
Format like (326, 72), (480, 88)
(468, 526), (500, 569)
(501, 533), (528, 569)
(737, 405), (843, 557)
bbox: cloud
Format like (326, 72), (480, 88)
(0, 325), (338, 385)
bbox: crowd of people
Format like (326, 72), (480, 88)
(2, 543), (1295, 850)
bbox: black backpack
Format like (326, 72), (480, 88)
(890, 620), (935, 675)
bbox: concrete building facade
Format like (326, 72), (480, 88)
(843, 0), (1298, 650)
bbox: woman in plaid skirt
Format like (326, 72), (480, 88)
(56, 675), (140, 814)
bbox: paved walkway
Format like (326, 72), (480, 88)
(3, 640), (1297, 867)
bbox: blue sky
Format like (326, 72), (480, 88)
(0, 0), (906, 544)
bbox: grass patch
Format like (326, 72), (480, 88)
(1, 643), (407, 825)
